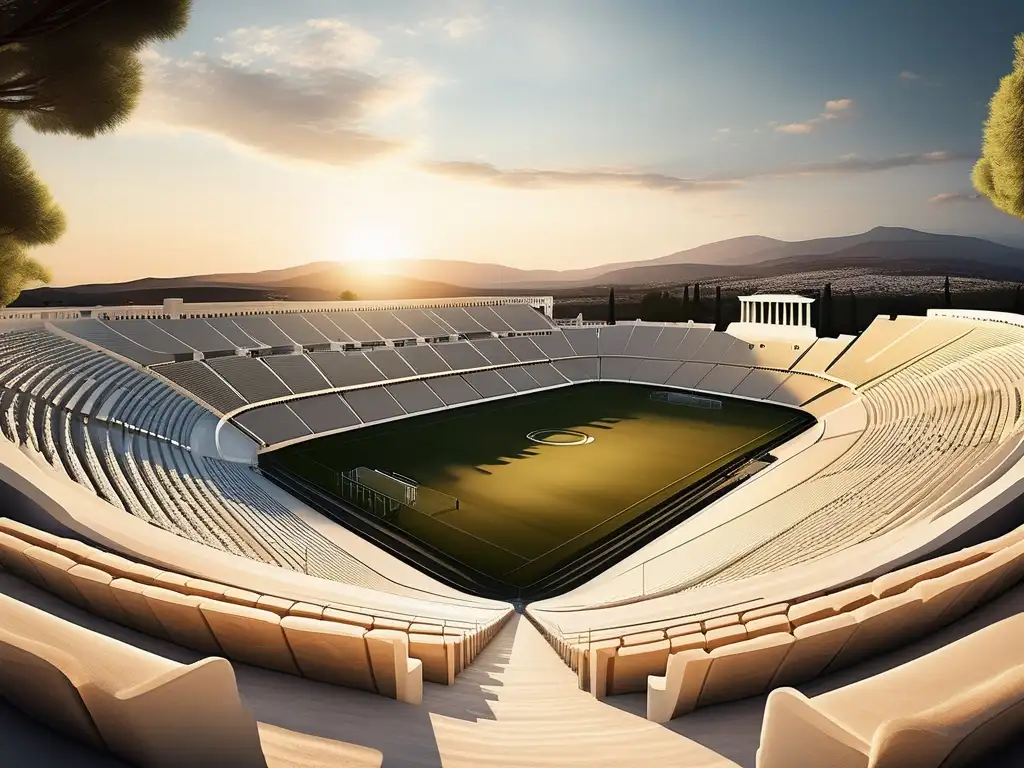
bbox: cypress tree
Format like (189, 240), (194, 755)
(944, 276), (952, 308)
(608, 287), (616, 325)
(693, 282), (701, 304)
(849, 290), (858, 334)
(682, 284), (689, 320)
(714, 286), (722, 330)
(820, 283), (832, 337)
(1015, 284), (1024, 314)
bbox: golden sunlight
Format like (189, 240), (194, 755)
(339, 225), (413, 274)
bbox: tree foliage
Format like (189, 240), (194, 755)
(0, 0), (190, 306)
(338, 290), (358, 301)
(974, 34), (1024, 220)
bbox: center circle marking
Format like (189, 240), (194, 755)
(526, 429), (594, 446)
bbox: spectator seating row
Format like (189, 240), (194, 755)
(0, 518), (511, 699)
(756, 612), (1024, 768)
(53, 304), (556, 363)
(530, 319), (1024, 611)
(530, 522), (1024, 723)
(0, 591), (267, 768)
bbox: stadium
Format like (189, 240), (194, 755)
(2, 293), (1024, 766)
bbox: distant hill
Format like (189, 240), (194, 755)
(15, 227), (1024, 308)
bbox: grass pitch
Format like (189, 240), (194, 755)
(274, 383), (806, 586)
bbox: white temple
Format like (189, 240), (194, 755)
(728, 293), (817, 341)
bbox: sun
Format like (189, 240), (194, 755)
(339, 226), (412, 274)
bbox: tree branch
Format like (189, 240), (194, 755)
(0, 0), (116, 47)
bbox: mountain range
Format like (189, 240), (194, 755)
(15, 227), (1024, 307)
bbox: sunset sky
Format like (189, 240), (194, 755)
(17, 0), (1024, 286)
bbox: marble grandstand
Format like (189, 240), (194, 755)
(0, 293), (1023, 767)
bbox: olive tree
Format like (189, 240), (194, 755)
(0, 0), (191, 305)
(974, 34), (1024, 220)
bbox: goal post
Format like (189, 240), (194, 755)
(650, 390), (723, 409)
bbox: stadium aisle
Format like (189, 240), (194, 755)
(429, 615), (735, 767)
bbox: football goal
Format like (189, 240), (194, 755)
(650, 390), (723, 409)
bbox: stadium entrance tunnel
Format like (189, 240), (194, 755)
(258, 383), (816, 601)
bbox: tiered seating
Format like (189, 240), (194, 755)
(357, 311), (415, 341)
(792, 336), (855, 376)
(530, 318), (1024, 643)
(491, 303), (556, 332)
(0, 591), (267, 767)
(757, 613), (1024, 767)
(307, 351), (385, 387)
(0, 519), (512, 699)
(470, 337), (519, 365)
(53, 320), (174, 365)
(271, 314), (330, 346)
(385, 380), (445, 413)
(150, 317), (237, 354)
(396, 344), (451, 375)
(527, 525), (1024, 722)
(366, 348), (417, 379)
(152, 360), (247, 414)
(392, 309), (452, 338)
(263, 354), (333, 394)
(827, 316), (970, 387)
(232, 316), (296, 348)
(207, 317), (263, 347)
(0, 331), (446, 589)
(207, 356), (292, 402)
(235, 403), (311, 444)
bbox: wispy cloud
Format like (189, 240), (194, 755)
(928, 191), (983, 204)
(765, 151), (975, 177)
(776, 122), (815, 134)
(422, 150), (974, 194)
(137, 19), (433, 166)
(899, 70), (922, 82)
(419, 161), (739, 194)
(443, 15), (486, 39)
(775, 98), (855, 134)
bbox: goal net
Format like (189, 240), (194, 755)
(650, 390), (723, 409)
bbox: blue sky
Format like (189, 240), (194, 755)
(17, 0), (1024, 284)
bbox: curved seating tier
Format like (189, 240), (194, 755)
(0, 518), (511, 700)
(526, 523), (1024, 723)
(0, 590), (268, 768)
(0, 329), (465, 600)
(756, 612), (1024, 768)
(531, 318), (1024, 612)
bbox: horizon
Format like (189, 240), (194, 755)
(41, 224), (1024, 289)
(18, 0), (1024, 287)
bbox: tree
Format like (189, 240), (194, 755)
(974, 34), (1024, 220)
(681, 284), (689, 320)
(608, 287), (616, 325)
(339, 290), (358, 301)
(714, 286), (722, 330)
(944, 275), (952, 308)
(849, 289), (858, 334)
(820, 282), (832, 337)
(0, 0), (191, 305)
(1014, 284), (1024, 315)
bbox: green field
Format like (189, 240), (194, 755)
(271, 383), (806, 588)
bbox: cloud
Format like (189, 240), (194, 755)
(419, 161), (739, 194)
(928, 191), (983, 204)
(776, 98), (855, 134)
(776, 122), (815, 134)
(899, 70), (922, 82)
(136, 20), (433, 166)
(443, 15), (486, 39)
(765, 151), (975, 177)
(421, 150), (974, 195)
(824, 98), (854, 112)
